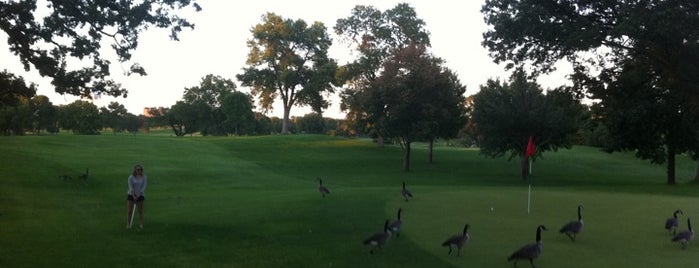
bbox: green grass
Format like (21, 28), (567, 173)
(0, 134), (698, 267)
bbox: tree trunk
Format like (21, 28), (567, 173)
(281, 105), (291, 134)
(170, 124), (183, 136)
(377, 135), (384, 147)
(694, 158), (699, 183)
(403, 141), (411, 172)
(667, 144), (676, 185)
(428, 138), (434, 164)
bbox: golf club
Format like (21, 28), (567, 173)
(129, 202), (136, 228)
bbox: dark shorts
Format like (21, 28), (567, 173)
(127, 195), (145, 202)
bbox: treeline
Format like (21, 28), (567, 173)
(0, 70), (353, 136)
(143, 74), (353, 137)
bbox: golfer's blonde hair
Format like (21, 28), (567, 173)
(132, 164), (144, 176)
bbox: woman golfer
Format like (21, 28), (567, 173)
(127, 164), (147, 229)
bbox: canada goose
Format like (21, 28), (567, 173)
(559, 204), (584, 241)
(665, 209), (683, 235)
(363, 220), (391, 254)
(672, 217), (694, 249)
(78, 168), (89, 180)
(401, 181), (413, 201)
(442, 224), (470, 256)
(317, 178), (330, 197)
(508, 225), (547, 268)
(388, 208), (403, 237)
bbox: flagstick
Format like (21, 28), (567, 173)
(527, 157), (532, 214)
(525, 136), (534, 215)
(527, 183), (531, 214)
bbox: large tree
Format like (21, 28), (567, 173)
(422, 70), (468, 164)
(0, 0), (200, 98)
(0, 70), (36, 107)
(100, 101), (128, 135)
(593, 56), (699, 184)
(181, 74), (236, 135)
(471, 69), (583, 180)
(335, 3), (430, 141)
(237, 13), (338, 134)
(165, 100), (203, 136)
(30, 95), (58, 134)
(481, 0), (699, 184)
(220, 91), (255, 136)
(0, 70), (36, 135)
(0, 97), (31, 136)
(123, 114), (143, 135)
(58, 100), (101, 135)
(295, 113), (326, 134)
(357, 45), (466, 172)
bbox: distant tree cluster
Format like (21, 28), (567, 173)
(146, 74), (262, 136)
(0, 70), (147, 135)
(0, 70), (350, 137)
(144, 74), (347, 137)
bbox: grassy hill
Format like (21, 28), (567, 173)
(0, 134), (697, 267)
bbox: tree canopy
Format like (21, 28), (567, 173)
(58, 100), (101, 135)
(334, 3), (430, 82)
(0, 0), (200, 98)
(592, 56), (699, 184)
(30, 95), (58, 134)
(354, 45), (467, 171)
(471, 69), (583, 179)
(482, 0), (699, 78)
(335, 3), (431, 139)
(100, 102), (129, 135)
(0, 70), (37, 135)
(221, 91), (255, 136)
(179, 74), (237, 136)
(0, 70), (36, 107)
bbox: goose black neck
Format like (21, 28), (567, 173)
(536, 226), (542, 242)
(688, 218), (693, 231)
(578, 205), (582, 220)
(463, 224), (469, 235)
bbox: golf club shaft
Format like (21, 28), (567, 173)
(130, 202), (136, 227)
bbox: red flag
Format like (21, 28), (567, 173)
(525, 136), (535, 158)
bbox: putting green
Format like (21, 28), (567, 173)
(386, 186), (698, 268)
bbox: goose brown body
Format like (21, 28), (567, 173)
(508, 225), (547, 268)
(442, 224), (470, 256)
(363, 220), (391, 254)
(559, 205), (584, 241)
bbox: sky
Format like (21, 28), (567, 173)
(0, 0), (570, 119)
